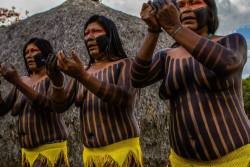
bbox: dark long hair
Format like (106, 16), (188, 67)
(174, 0), (219, 34)
(171, 0), (219, 48)
(22, 38), (54, 75)
(84, 15), (127, 68)
(204, 0), (219, 34)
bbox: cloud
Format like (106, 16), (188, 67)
(209, 0), (250, 34)
(102, 0), (144, 16)
(0, 0), (65, 18)
(102, 0), (250, 35)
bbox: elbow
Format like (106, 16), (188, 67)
(213, 52), (244, 76)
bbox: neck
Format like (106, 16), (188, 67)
(30, 68), (47, 81)
(196, 26), (209, 37)
(94, 53), (110, 64)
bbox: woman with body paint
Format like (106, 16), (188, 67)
(0, 38), (70, 167)
(49, 15), (143, 167)
(131, 0), (250, 166)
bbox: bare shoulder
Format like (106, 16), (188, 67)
(212, 33), (246, 43)
(20, 76), (30, 81)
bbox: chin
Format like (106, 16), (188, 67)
(28, 66), (37, 72)
(183, 24), (198, 31)
(89, 51), (98, 57)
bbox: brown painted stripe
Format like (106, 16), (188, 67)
(193, 86), (221, 157)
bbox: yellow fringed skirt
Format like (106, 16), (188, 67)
(168, 144), (250, 167)
(83, 137), (143, 167)
(21, 141), (70, 167)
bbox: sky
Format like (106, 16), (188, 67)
(0, 0), (250, 77)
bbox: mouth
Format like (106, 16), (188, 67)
(87, 42), (98, 51)
(26, 59), (36, 66)
(181, 16), (196, 23)
(27, 60), (34, 64)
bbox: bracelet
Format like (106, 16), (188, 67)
(148, 27), (162, 33)
(170, 26), (183, 38)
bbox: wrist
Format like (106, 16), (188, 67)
(74, 67), (84, 80)
(168, 25), (183, 38)
(79, 70), (91, 85)
(12, 77), (23, 87)
(147, 27), (162, 34)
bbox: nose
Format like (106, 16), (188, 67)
(84, 32), (95, 41)
(25, 52), (32, 59)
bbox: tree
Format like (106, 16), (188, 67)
(242, 75), (250, 119)
(0, 7), (20, 26)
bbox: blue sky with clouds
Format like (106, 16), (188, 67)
(0, 0), (250, 77)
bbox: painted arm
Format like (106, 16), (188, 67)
(155, 2), (247, 76)
(131, 2), (165, 88)
(57, 51), (135, 106)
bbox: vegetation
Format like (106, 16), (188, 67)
(0, 7), (20, 26)
(243, 75), (250, 118)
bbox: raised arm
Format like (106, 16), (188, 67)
(190, 33), (247, 76)
(57, 50), (136, 106)
(131, 51), (165, 88)
(131, 2), (165, 88)
(156, 2), (247, 76)
(46, 53), (77, 112)
(0, 63), (54, 112)
(50, 77), (77, 112)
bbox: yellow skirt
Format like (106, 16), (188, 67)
(169, 144), (250, 167)
(21, 141), (70, 167)
(83, 137), (143, 167)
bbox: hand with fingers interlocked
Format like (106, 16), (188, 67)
(56, 49), (85, 80)
(140, 1), (161, 33)
(154, 0), (182, 35)
(0, 63), (21, 85)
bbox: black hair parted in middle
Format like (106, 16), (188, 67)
(84, 15), (127, 67)
(203, 0), (219, 34)
(22, 37), (54, 75)
(173, 0), (219, 34)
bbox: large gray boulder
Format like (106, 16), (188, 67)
(0, 0), (173, 166)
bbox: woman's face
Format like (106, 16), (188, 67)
(25, 43), (42, 72)
(84, 21), (107, 61)
(177, 0), (208, 32)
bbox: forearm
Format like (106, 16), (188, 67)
(15, 80), (38, 101)
(10, 79), (51, 110)
(50, 75), (67, 103)
(137, 32), (160, 61)
(50, 78), (77, 112)
(77, 70), (101, 96)
(171, 27), (246, 75)
(77, 70), (130, 105)
(169, 26), (200, 53)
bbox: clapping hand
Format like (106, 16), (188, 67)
(155, 0), (182, 35)
(140, 1), (161, 32)
(57, 49), (85, 80)
(46, 53), (64, 86)
(0, 63), (21, 85)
